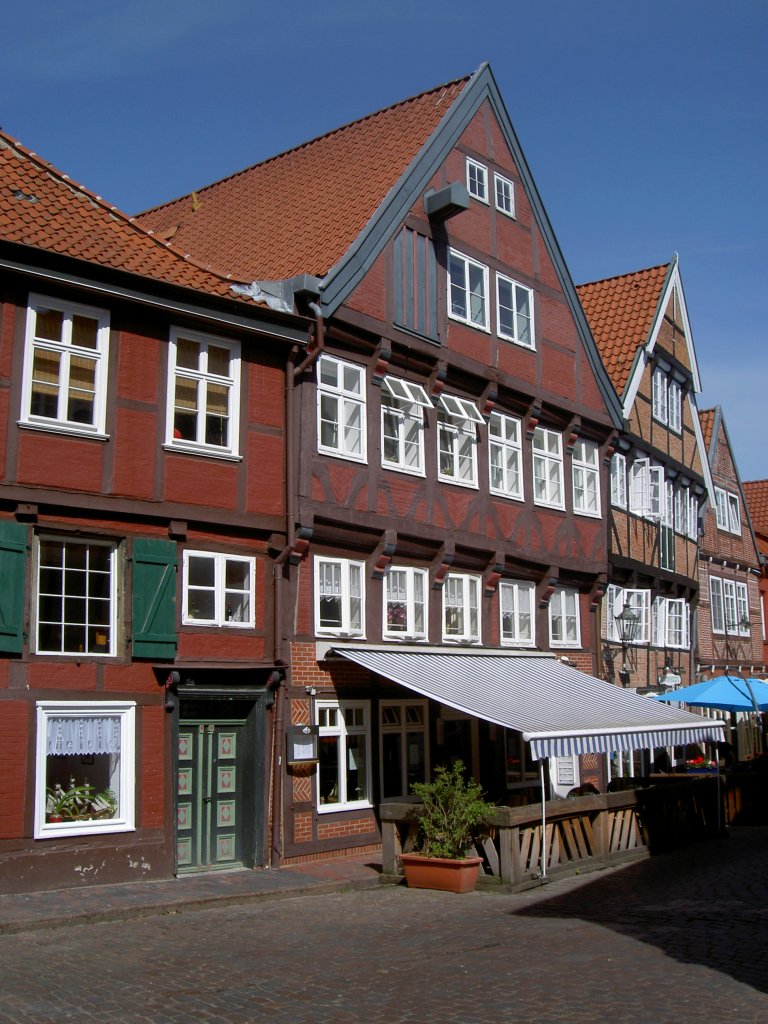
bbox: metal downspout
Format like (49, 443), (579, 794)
(268, 304), (324, 869)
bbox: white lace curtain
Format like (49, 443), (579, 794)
(46, 716), (121, 756)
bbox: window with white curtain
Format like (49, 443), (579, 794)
(35, 701), (135, 839)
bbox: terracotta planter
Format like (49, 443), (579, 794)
(400, 853), (483, 893)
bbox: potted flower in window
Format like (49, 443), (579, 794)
(46, 778), (117, 822)
(400, 760), (495, 893)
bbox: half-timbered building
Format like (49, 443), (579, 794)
(577, 260), (712, 774)
(0, 131), (310, 893)
(139, 66), (720, 863)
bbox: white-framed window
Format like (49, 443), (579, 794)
(317, 354), (366, 462)
(728, 492), (741, 534)
(499, 580), (535, 646)
(316, 700), (371, 811)
(687, 493), (699, 540)
(448, 249), (489, 330)
(437, 395), (482, 487)
(166, 327), (240, 457)
(652, 597), (690, 649)
(549, 587), (581, 647)
(34, 536), (117, 656)
(442, 573), (481, 643)
(629, 458), (663, 519)
(710, 576), (725, 634)
(610, 453), (627, 508)
(496, 275), (534, 348)
(605, 585), (651, 644)
(182, 551), (255, 627)
(381, 376), (432, 475)
(714, 486), (741, 535)
(383, 567), (428, 640)
(674, 488), (687, 534)
(736, 581), (750, 634)
(652, 368), (668, 424)
(714, 487), (728, 530)
(494, 172), (515, 217)
(380, 700), (428, 799)
(314, 557), (365, 637)
(21, 294), (110, 436)
(572, 440), (601, 517)
(668, 380), (682, 433)
(35, 700), (135, 839)
(532, 427), (564, 509)
(466, 158), (488, 202)
(488, 411), (523, 500)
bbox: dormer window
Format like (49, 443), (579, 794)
(466, 158), (488, 203)
(652, 367), (683, 433)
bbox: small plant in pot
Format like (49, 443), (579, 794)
(46, 778), (118, 823)
(400, 759), (495, 893)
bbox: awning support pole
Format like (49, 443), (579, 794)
(539, 759), (547, 880)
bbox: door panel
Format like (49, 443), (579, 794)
(177, 720), (244, 872)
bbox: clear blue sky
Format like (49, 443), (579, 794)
(3, 1), (765, 480)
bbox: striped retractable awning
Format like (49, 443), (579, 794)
(332, 646), (724, 760)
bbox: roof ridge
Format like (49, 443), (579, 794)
(137, 73), (472, 219)
(576, 261), (670, 290)
(0, 129), (250, 290)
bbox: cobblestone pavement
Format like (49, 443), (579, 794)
(2, 829), (767, 1024)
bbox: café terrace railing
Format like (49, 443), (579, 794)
(380, 776), (723, 892)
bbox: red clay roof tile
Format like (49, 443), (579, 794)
(576, 264), (669, 397)
(0, 131), (258, 303)
(699, 407), (716, 450)
(744, 480), (768, 536)
(137, 76), (470, 282)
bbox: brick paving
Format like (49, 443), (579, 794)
(1, 829), (767, 1023)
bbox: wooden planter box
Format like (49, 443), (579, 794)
(400, 854), (483, 893)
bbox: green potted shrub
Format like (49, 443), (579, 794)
(400, 759), (495, 893)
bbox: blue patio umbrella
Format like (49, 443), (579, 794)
(654, 675), (768, 714)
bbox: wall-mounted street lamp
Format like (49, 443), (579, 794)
(615, 604), (640, 687)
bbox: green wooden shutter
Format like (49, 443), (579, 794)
(0, 521), (27, 654)
(132, 538), (177, 660)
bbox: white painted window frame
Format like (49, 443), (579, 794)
(316, 700), (372, 813)
(496, 274), (534, 349)
(494, 172), (515, 217)
(466, 157), (488, 203)
(317, 354), (367, 463)
(572, 440), (601, 518)
(610, 453), (627, 508)
(605, 585), (651, 644)
(380, 376), (432, 476)
(314, 557), (365, 638)
(34, 700), (136, 839)
(442, 572), (481, 644)
(21, 293), (111, 438)
(165, 326), (241, 459)
(447, 249), (490, 331)
(182, 550), (256, 627)
(532, 427), (564, 510)
(437, 396), (481, 488)
(383, 566), (429, 641)
(549, 587), (581, 648)
(499, 580), (535, 647)
(488, 411), (523, 500)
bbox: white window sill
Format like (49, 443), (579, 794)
(490, 488), (525, 502)
(163, 443), (242, 462)
(35, 820), (135, 840)
(438, 475), (479, 490)
(382, 462), (426, 478)
(574, 509), (603, 519)
(317, 800), (372, 814)
(317, 447), (368, 464)
(498, 335), (535, 351)
(18, 420), (108, 441)
(447, 311), (491, 333)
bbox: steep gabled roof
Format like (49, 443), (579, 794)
(138, 76), (469, 283)
(0, 130), (258, 302)
(137, 63), (622, 426)
(744, 480), (768, 536)
(576, 263), (669, 398)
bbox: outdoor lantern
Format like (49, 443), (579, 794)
(286, 725), (319, 765)
(615, 604), (640, 687)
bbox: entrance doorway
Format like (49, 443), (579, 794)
(175, 694), (265, 874)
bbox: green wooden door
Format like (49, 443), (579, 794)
(176, 719), (245, 872)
